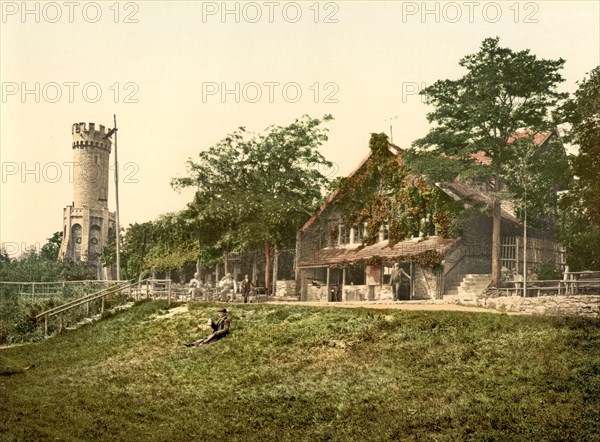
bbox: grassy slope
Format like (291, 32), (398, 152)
(1, 301), (599, 442)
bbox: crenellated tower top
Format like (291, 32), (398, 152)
(72, 122), (112, 152)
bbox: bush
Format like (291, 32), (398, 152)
(537, 260), (563, 280)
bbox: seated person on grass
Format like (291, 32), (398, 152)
(184, 308), (230, 347)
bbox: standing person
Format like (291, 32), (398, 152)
(389, 263), (411, 301)
(241, 274), (255, 304)
(185, 308), (230, 347)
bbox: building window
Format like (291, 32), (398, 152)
(345, 266), (366, 285)
(339, 225), (350, 245)
(381, 223), (389, 241)
(328, 223), (338, 247)
(354, 223), (365, 243)
(382, 264), (392, 284)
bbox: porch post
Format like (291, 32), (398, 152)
(342, 267), (346, 302)
(326, 267), (331, 302)
(410, 262), (415, 300)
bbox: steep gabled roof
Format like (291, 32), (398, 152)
(300, 131), (555, 235)
(299, 142), (402, 233)
(469, 129), (555, 165)
(437, 179), (520, 224)
(507, 129), (554, 147)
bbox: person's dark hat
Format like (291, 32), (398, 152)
(218, 308), (227, 313)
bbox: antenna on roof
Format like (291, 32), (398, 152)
(385, 115), (398, 142)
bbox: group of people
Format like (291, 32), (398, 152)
(188, 272), (256, 303)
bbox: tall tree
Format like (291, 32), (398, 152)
(413, 37), (567, 286)
(40, 232), (63, 261)
(556, 66), (600, 270)
(113, 213), (200, 281)
(558, 66), (600, 224)
(172, 115), (334, 293)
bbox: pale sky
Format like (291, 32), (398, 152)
(1, 1), (599, 256)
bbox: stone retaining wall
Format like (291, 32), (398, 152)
(476, 295), (600, 317)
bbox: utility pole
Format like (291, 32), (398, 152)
(113, 114), (121, 281)
(104, 116), (121, 280)
(523, 201), (527, 298)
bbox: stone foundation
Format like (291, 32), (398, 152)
(306, 285), (328, 302)
(274, 280), (298, 299)
(476, 295), (600, 317)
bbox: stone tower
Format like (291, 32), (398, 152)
(59, 122), (116, 280)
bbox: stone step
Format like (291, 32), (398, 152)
(444, 274), (491, 300)
(446, 274), (490, 288)
(463, 274), (491, 281)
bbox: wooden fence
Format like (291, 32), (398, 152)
(33, 278), (272, 338)
(498, 271), (600, 297)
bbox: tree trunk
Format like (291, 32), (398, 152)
(491, 197), (502, 287)
(252, 254), (258, 285)
(264, 241), (271, 295)
(223, 250), (229, 275)
(272, 245), (279, 296)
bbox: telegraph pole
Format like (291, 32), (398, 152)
(113, 114), (121, 281)
(104, 117), (121, 280)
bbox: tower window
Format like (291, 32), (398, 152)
(94, 155), (98, 164)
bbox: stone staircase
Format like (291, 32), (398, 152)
(444, 274), (491, 303)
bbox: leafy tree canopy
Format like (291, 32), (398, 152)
(172, 114), (334, 258)
(409, 37), (568, 285)
(556, 66), (600, 270)
(0, 233), (94, 282)
(414, 37), (566, 168)
(557, 65), (600, 225)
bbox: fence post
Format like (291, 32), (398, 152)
(101, 296), (105, 313)
(44, 314), (48, 338)
(32, 283), (35, 302)
(168, 279), (172, 305)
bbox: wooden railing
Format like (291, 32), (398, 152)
(499, 271), (600, 297)
(0, 280), (128, 300)
(33, 278), (219, 338)
(36, 280), (136, 337)
(31, 276), (295, 338)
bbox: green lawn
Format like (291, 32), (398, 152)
(1, 301), (599, 441)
